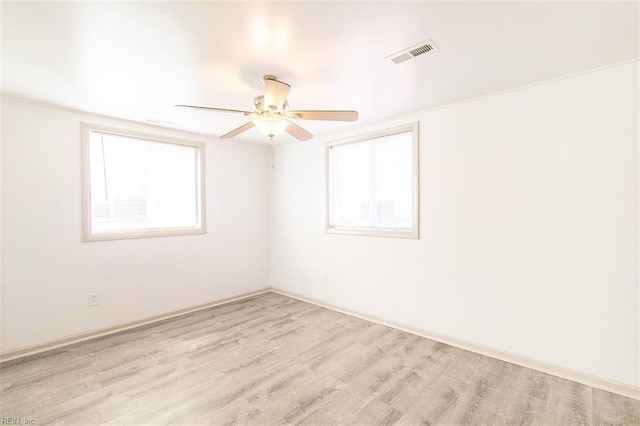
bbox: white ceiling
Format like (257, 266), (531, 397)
(2, 1), (638, 144)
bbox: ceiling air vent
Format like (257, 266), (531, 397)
(386, 40), (437, 65)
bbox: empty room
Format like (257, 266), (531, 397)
(1, 1), (639, 424)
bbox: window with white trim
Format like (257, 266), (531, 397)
(82, 123), (205, 241)
(326, 122), (419, 238)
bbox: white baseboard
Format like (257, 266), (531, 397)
(270, 287), (640, 401)
(2, 286), (638, 401)
(0, 288), (271, 363)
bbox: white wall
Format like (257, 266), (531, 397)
(0, 99), (4, 354)
(270, 61), (639, 388)
(1, 98), (271, 352)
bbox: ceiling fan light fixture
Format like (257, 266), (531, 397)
(253, 116), (288, 139)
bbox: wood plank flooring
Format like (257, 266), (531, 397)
(1, 292), (639, 425)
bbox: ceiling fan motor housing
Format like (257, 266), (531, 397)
(254, 95), (289, 113)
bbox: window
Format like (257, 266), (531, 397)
(81, 123), (205, 241)
(326, 122), (419, 238)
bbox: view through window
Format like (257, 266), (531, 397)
(327, 123), (419, 238)
(82, 124), (205, 241)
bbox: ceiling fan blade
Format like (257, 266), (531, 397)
(287, 110), (358, 121)
(175, 105), (252, 115)
(220, 121), (254, 139)
(262, 76), (291, 111)
(285, 120), (313, 141)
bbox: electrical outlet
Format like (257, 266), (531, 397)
(88, 293), (99, 307)
(321, 274), (328, 284)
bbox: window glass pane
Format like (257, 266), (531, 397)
(83, 125), (204, 240)
(327, 124), (418, 237)
(372, 134), (413, 229)
(332, 141), (372, 227)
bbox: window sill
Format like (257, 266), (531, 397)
(326, 226), (419, 239)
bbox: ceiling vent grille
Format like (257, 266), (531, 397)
(386, 40), (437, 65)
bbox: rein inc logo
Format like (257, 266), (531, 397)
(0, 418), (35, 425)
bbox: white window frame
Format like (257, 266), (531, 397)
(325, 122), (420, 239)
(81, 123), (206, 241)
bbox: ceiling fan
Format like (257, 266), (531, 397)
(176, 75), (358, 141)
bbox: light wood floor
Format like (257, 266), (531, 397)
(1, 292), (639, 425)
